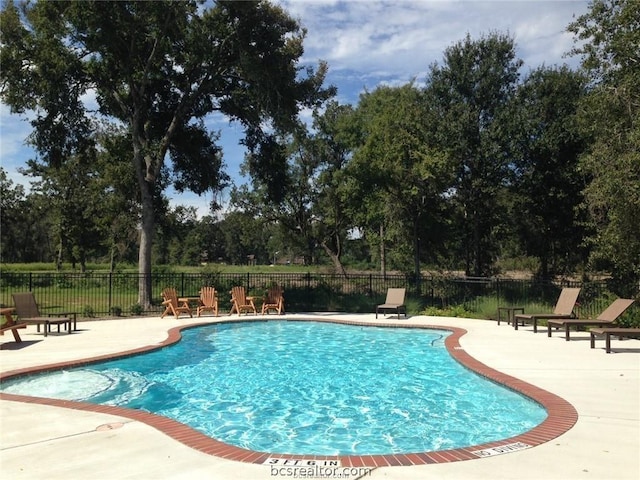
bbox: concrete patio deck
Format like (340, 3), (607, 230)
(1, 313), (638, 479)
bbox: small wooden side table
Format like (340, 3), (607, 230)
(497, 306), (525, 326)
(52, 312), (78, 331)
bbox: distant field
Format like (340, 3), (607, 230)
(0, 263), (330, 274)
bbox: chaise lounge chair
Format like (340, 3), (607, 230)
(161, 287), (193, 319)
(513, 287), (581, 332)
(376, 288), (407, 319)
(11, 292), (72, 336)
(197, 286), (218, 317)
(230, 286), (257, 315)
(547, 298), (635, 341)
(590, 327), (640, 353)
(262, 285), (285, 315)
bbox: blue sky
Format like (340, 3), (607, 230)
(0, 0), (590, 217)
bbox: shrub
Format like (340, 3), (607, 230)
(110, 306), (123, 317)
(82, 305), (95, 318)
(420, 304), (475, 318)
(130, 303), (144, 316)
(618, 308), (640, 328)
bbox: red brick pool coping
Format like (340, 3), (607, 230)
(0, 318), (578, 468)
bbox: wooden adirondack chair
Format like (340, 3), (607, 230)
(197, 287), (218, 317)
(261, 285), (285, 315)
(230, 286), (256, 315)
(161, 287), (192, 318)
(0, 307), (26, 343)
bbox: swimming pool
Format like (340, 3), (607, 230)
(0, 320), (547, 456)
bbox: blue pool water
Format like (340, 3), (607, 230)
(1, 321), (547, 455)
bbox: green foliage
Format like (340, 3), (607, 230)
(504, 66), (588, 279)
(348, 83), (454, 277)
(421, 305), (474, 318)
(130, 304), (144, 316)
(110, 306), (123, 317)
(199, 265), (223, 289)
(82, 305), (95, 318)
(568, 0), (640, 295)
(219, 210), (273, 265)
(425, 32), (522, 277)
(230, 101), (358, 272)
(55, 276), (70, 289)
(617, 308), (640, 329)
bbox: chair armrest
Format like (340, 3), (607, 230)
(47, 311), (74, 318)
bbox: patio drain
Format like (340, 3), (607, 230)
(96, 422), (124, 432)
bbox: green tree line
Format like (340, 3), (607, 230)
(1, 1), (638, 301)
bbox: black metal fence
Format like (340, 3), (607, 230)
(0, 271), (626, 319)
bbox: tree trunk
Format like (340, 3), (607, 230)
(132, 105), (159, 310)
(138, 180), (154, 309)
(320, 241), (347, 277)
(413, 217), (421, 291)
(380, 223), (386, 278)
(109, 244), (115, 273)
(56, 238), (63, 271)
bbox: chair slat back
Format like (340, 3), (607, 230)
(200, 287), (217, 307)
(231, 286), (247, 305)
(12, 292), (41, 318)
(553, 287), (581, 315)
(266, 286), (283, 304)
(385, 288), (406, 305)
(597, 298), (635, 322)
(162, 287), (179, 307)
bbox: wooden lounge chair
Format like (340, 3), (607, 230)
(547, 298), (635, 341)
(197, 287), (218, 317)
(11, 292), (72, 336)
(161, 287), (193, 318)
(0, 307), (26, 343)
(376, 288), (407, 319)
(230, 286), (256, 315)
(590, 327), (640, 353)
(262, 285), (285, 315)
(513, 287), (581, 332)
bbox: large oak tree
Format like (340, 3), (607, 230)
(1, 0), (333, 306)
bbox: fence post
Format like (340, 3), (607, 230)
(108, 272), (113, 313)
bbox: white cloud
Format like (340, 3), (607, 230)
(284, 0), (589, 98)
